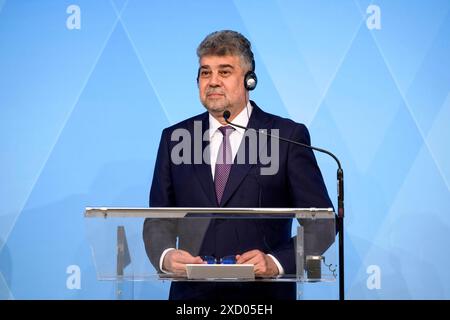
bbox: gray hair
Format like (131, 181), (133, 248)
(196, 30), (254, 72)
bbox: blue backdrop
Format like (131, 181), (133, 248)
(1, 0), (450, 299)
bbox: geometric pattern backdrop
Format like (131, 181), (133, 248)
(1, 0), (449, 299)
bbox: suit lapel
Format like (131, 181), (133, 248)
(192, 112), (217, 206)
(220, 102), (272, 207)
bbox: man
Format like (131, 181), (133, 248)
(143, 30), (334, 300)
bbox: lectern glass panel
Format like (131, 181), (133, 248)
(84, 208), (337, 284)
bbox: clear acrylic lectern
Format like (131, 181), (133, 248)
(84, 207), (337, 299)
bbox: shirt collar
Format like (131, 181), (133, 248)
(208, 101), (253, 137)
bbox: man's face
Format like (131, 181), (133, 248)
(198, 55), (248, 121)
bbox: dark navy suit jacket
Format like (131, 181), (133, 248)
(143, 101), (334, 300)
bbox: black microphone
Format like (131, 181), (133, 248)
(223, 109), (345, 300)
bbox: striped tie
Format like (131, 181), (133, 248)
(214, 126), (235, 205)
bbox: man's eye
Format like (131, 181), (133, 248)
(219, 70), (231, 76)
(200, 70), (211, 77)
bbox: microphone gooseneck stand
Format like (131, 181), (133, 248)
(223, 110), (345, 300)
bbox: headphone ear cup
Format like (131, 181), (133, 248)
(244, 71), (258, 91)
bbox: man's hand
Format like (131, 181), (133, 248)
(236, 250), (279, 277)
(162, 249), (204, 274)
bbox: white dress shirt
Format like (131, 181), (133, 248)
(208, 102), (252, 179)
(159, 102), (285, 275)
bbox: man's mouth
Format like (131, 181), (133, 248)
(207, 93), (224, 97)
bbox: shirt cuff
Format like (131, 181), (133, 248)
(159, 248), (175, 273)
(267, 254), (285, 275)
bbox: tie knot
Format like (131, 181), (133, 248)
(218, 125), (234, 136)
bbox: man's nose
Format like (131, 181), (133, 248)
(208, 72), (222, 87)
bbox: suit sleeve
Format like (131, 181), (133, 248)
(271, 123), (336, 274)
(143, 128), (178, 272)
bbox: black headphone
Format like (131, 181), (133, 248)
(196, 58), (258, 91)
(244, 58), (258, 91)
